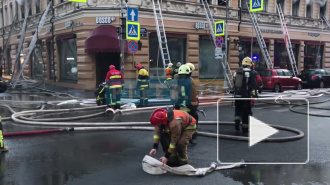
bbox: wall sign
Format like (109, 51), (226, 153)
(195, 22), (207, 30)
(96, 17), (116, 24)
(308, 32), (320, 37)
(65, 20), (83, 29)
(260, 29), (283, 34)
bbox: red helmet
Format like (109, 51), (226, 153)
(150, 108), (168, 126)
(109, 65), (115, 70)
(136, 64), (143, 70)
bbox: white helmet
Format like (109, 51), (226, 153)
(168, 63), (173, 67)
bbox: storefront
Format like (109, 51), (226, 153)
(273, 40), (300, 70)
(304, 42), (324, 69)
(239, 38), (270, 70)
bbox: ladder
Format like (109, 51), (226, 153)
(201, 0), (233, 89)
(12, 2), (52, 88)
(276, 3), (299, 76)
(247, 3), (273, 69)
(151, 0), (171, 70)
(0, 13), (18, 68)
(322, 16), (330, 29)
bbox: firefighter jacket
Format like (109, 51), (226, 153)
(105, 69), (124, 89)
(137, 67), (149, 89)
(177, 75), (199, 106)
(165, 67), (173, 79)
(153, 110), (196, 154)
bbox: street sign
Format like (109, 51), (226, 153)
(140, 28), (147, 37)
(214, 21), (225, 36)
(128, 40), (138, 53)
(127, 7), (138, 22)
(126, 22), (140, 40)
(250, 0), (263, 12)
(215, 48), (223, 59)
(215, 36), (223, 48)
(68, 0), (86, 2)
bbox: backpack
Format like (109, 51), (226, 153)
(234, 67), (250, 89)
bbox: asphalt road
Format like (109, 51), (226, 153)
(0, 92), (330, 184)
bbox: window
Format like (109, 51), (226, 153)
(241, 0), (249, 9)
(31, 44), (44, 79)
(57, 36), (78, 82)
(263, 0), (268, 12)
(292, 0), (300, 16)
(28, 2), (32, 16)
(20, 2), (25, 19)
(276, 71), (284, 76)
(283, 70), (293, 76)
(276, 0), (285, 14)
(35, 0), (41, 14)
(306, 2), (313, 18)
(47, 41), (55, 79)
(274, 41), (299, 70)
(320, 3), (327, 18)
(218, 0), (226, 6)
(258, 70), (272, 77)
(199, 38), (223, 79)
(239, 39), (270, 70)
(304, 44), (324, 69)
(149, 36), (186, 78)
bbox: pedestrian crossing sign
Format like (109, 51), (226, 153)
(214, 21), (225, 36)
(250, 0), (263, 12)
(126, 22), (140, 40)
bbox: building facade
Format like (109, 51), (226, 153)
(0, 0), (330, 89)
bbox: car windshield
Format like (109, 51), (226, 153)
(258, 70), (272, 77)
(300, 70), (315, 75)
(283, 70), (293, 76)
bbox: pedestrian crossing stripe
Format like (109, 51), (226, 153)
(214, 21), (225, 36)
(126, 21), (140, 40)
(250, 0), (263, 12)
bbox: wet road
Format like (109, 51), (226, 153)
(0, 90), (330, 184)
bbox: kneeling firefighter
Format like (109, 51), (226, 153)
(233, 57), (256, 133)
(149, 108), (196, 167)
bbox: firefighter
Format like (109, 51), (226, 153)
(0, 116), (8, 153)
(233, 57), (256, 133)
(250, 62), (263, 94)
(173, 62), (181, 76)
(105, 65), (124, 110)
(95, 82), (106, 106)
(164, 63), (174, 90)
(149, 108), (196, 167)
(136, 64), (149, 106)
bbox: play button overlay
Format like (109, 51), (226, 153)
(249, 116), (279, 147)
(217, 97), (309, 164)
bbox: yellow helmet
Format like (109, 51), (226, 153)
(178, 65), (191, 75)
(242, 57), (252, 66)
(185, 63), (195, 71)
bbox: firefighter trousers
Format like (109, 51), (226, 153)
(234, 100), (252, 129)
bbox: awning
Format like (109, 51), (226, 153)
(276, 40), (301, 44)
(305, 41), (324, 46)
(85, 25), (120, 53)
(241, 38), (270, 43)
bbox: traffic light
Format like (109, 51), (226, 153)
(121, 17), (126, 40)
(138, 41), (142, 50)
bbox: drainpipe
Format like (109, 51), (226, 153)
(51, 0), (56, 82)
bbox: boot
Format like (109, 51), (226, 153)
(242, 124), (249, 134)
(144, 99), (148, 106)
(0, 146), (8, 153)
(234, 116), (241, 131)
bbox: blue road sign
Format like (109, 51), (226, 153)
(250, 0), (263, 12)
(215, 21), (225, 36)
(126, 22), (140, 40)
(127, 7), (138, 22)
(128, 40), (138, 53)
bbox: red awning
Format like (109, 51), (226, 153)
(276, 40), (300, 44)
(305, 41), (324, 46)
(85, 25), (120, 53)
(241, 38), (270, 43)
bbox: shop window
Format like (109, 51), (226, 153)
(47, 41), (55, 79)
(292, 0), (300, 16)
(35, 0), (41, 14)
(274, 41), (299, 70)
(239, 39), (270, 70)
(304, 44), (324, 69)
(320, 3), (327, 18)
(199, 38), (223, 79)
(276, 0), (285, 14)
(218, 0), (226, 6)
(149, 36), (186, 78)
(30, 44), (44, 79)
(306, 3), (313, 18)
(57, 36), (78, 82)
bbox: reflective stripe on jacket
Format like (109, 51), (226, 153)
(105, 69), (124, 88)
(137, 68), (149, 88)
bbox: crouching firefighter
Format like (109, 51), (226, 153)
(95, 82), (106, 106)
(149, 108), (196, 167)
(233, 57), (256, 133)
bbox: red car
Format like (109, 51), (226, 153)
(257, 69), (302, 92)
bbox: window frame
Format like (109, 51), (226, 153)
(292, 0), (300, 17)
(306, 2), (313, 18)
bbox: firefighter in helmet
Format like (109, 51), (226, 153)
(233, 57), (256, 133)
(136, 64), (149, 106)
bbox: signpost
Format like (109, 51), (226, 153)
(215, 36), (223, 48)
(128, 40), (138, 54)
(214, 21), (225, 36)
(127, 7), (138, 22)
(215, 48), (223, 60)
(126, 22), (140, 40)
(250, 0), (263, 12)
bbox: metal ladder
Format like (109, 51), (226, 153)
(151, 0), (171, 69)
(0, 13), (18, 68)
(276, 3), (299, 76)
(201, 0), (233, 89)
(247, 3), (273, 69)
(322, 16), (330, 29)
(12, 2), (52, 88)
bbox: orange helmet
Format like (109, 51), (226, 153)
(136, 64), (143, 70)
(109, 65), (115, 70)
(150, 108), (168, 126)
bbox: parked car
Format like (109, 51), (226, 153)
(298, 69), (330, 88)
(257, 69), (302, 93)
